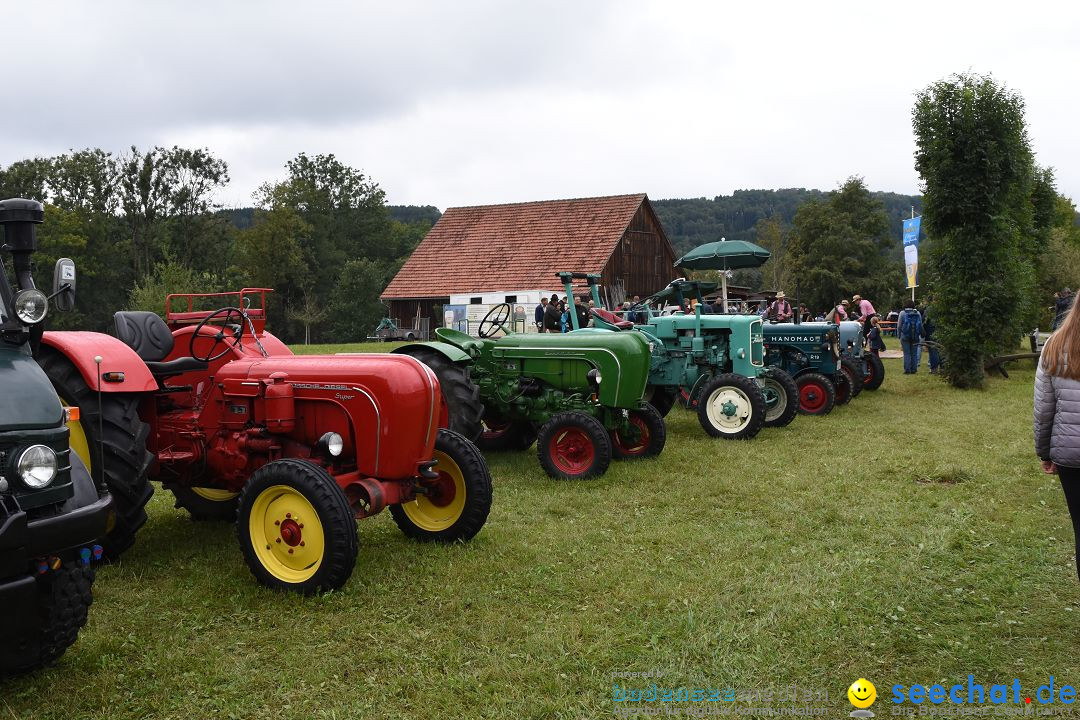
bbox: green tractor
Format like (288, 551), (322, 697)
(0, 199), (112, 673)
(393, 311), (663, 480)
(562, 273), (798, 439)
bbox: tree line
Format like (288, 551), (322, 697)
(0, 148), (433, 343)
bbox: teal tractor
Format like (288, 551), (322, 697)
(393, 309), (663, 480)
(562, 273), (799, 439)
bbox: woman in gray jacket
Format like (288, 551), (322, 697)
(1034, 299), (1080, 581)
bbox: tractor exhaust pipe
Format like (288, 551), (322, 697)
(0, 198), (45, 294)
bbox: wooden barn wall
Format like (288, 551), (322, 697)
(600, 205), (677, 300)
(387, 298), (447, 326)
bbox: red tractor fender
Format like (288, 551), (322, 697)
(40, 331), (157, 393)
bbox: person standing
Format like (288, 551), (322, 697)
(1054, 288), (1074, 331)
(535, 297), (548, 331)
(767, 292), (793, 322)
(922, 305), (941, 374)
(543, 294), (561, 332)
(1034, 299), (1080, 582)
(896, 299), (924, 374)
(867, 316), (886, 356)
(852, 294), (877, 340)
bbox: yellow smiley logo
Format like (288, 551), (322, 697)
(848, 678), (877, 709)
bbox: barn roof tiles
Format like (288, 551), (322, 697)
(381, 193), (655, 299)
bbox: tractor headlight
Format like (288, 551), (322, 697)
(17, 445), (57, 489)
(586, 368), (602, 393)
(318, 432), (344, 457)
(13, 289), (48, 324)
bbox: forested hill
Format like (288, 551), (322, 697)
(651, 189), (923, 257)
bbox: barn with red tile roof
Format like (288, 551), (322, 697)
(381, 193), (677, 324)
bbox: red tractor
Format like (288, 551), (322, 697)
(38, 289), (492, 594)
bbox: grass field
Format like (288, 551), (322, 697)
(5, 354), (1078, 719)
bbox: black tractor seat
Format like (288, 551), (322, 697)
(113, 311), (209, 378)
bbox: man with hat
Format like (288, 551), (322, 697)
(767, 291), (793, 322)
(852, 294), (877, 341)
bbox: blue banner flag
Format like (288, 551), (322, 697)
(902, 217), (921, 289)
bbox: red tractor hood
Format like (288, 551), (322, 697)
(215, 354), (441, 480)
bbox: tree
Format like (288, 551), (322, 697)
(327, 258), (405, 342)
(752, 215), (792, 293)
(119, 146), (229, 278)
(913, 73), (1038, 388)
(128, 256), (222, 318)
(786, 177), (901, 315)
(233, 206), (313, 334)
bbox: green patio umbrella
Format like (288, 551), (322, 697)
(674, 238), (771, 312)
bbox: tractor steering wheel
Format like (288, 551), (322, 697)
(190, 306), (246, 362)
(477, 303), (513, 338)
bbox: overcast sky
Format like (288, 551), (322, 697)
(4, 1), (1077, 211)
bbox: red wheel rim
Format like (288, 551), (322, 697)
(549, 427), (596, 475)
(424, 470), (458, 508)
(613, 414), (650, 456)
(799, 381), (827, 412)
(863, 362), (876, 386)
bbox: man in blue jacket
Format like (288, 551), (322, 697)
(535, 297), (548, 331)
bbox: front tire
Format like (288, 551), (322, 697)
(0, 567), (95, 675)
(611, 403), (667, 459)
(537, 412), (612, 479)
(696, 373), (765, 440)
(796, 372), (836, 415)
(38, 351), (153, 558)
(237, 459), (358, 594)
(863, 354), (885, 390)
(397, 348), (484, 441)
(835, 369), (853, 406)
(761, 368), (799, 428)
(391, 429), (492, 542)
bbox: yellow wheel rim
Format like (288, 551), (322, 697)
(402, 449), (467, 532)
(249, 485), (325, 584)
(62, 401), (92, 472)
(193, 487), (240, 502)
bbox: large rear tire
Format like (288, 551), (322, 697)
(795, 372), (836, 415)
(611, 403), (667, 459)
(38, 351), (153, 558)
(761, 368), (799, 428)
(537, 412), (612, 479)
(397, 347), (484, 442)
(0, 567), (95, 675)
(169, 486), (240, 521)
(863, 353), (885, 390)
(643, 385), (678, 417)
(835, 370), (853, 406)
(237, 459), (358, 594)
(391, 429), (492, 542)
(841, 358), (863, 398)
(696, 373), (765, 440)
(475, 409), (537, 452)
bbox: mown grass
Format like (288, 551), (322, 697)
(5, 355), (1078, 719)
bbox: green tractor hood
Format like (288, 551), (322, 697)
(485, 331), (651, 409)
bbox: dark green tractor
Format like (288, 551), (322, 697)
(564, 273), (798, 439)
(0, 199), (112, 673)
(760, 322), (858, 415)
(394, 311), (663, 479)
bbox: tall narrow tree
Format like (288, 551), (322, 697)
(913, 73), (1036, 388)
